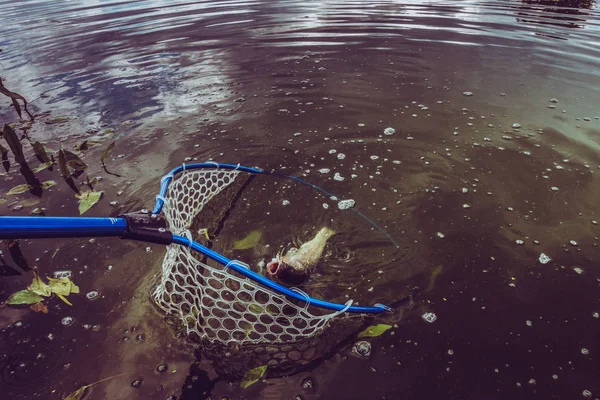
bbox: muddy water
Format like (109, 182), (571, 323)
(1, 0), (600, 399)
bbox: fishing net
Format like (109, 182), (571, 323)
(152, 169), (351, 345)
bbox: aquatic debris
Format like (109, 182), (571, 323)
(63, 373), (125, 400)
(581, 348), (589, 355)
(351, 340), (372, 358)
(233, 230), (262, 250)
(240, 365), (267, 389)
(539, 253), (551, 264)
(550, 98), (558, 103)
(512, 123), (521, 129)
(30, 302), (48, 313)
(526, 320), (533, 327)
(318, 168), (330, 174)
(583, 390), (592, 399)
(333, 172), (344, 181)
(422, 312), (437, 323)
(357, 324), (392, 338)
(0, 78), (33, 120)
(573, 267), (583, 274)
(515, 240), (524, 245)
(100, 141), (121, 177)
(337, 153), (346, 160)
(53, 270), (72, 279)
(7, 184), (33, 195)
(436, 232), (445, 239)
(551, 186), (559, 191)
(569, 240), (578, 246)
(338, 199), (355, 210)
(383, 127), (395, 135)
(463, 91), (474, 96)
(45, 116), (75, 125)
(61, 316), (75, 326)
(76, 190), (103, 215)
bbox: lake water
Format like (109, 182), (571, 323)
(1, 0), (600, 399)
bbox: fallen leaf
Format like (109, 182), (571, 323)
(63, 150), (87, 172)
(47, 276), (80, 296)
(101, 141), (115, 164)
(357, 324), (393, 338)
(6, 290), (44, 305)
(28, 270), (52, 296)
(58, 149), (69, 178)
(63, 373), (126, 400)
(76, 190), (103, 214)
(32, 141), (50, 163)
(76, 140), (88, 151)
(42, 180), (57, 189)
(30, 302), (49, 313)
(7, 183), (33, 195)
(0, 142), (9, 172)
(45, 116), (74, 125)
(33, 161), (53, 173)
(31, 207), (45, 215)
(2, 124), (25, 164)
(240, 365), (267, 389)
(56, 293), (73, 306)
(233, 230), (262, 250)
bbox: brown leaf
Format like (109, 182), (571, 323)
(0, 142), (9, 172)
(58, 149), (70, 178)
(2, 124), (25, 164)
(32, 141), (50, 163)
(30, 302), (49, 313)
(63, 150), (87, 172)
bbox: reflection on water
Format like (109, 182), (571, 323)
(1, 0), (600, 399)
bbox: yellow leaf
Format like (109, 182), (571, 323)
(357, 324), (393, 338)
(7, 183), (33, 195)
(33, 161), (53, 173)
(240, 365), (267, 389)
(46, 276), (74, 296)
(56, 293), (73, 306)
(6, 290), (44, 305)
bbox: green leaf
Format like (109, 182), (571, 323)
(357, 324), (393, 338)
(45, 116), (74, 125)
(27, 270), (51, 297)
(6, 290), (44, 305)
(7, 183), (33, 195)
(233, 230), (262, 250)
(240, 365), (267, 389)
(47, 276), (80, 296)
(42, 180), (57, 189)
(76, 190), (103, 214)
(33, 161), (53, 173)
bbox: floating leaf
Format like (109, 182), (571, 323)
(76, 190), (103, 214)
(47, 276), (80, 296)
(64, 373), (125, 400)
(63, 150), (87, 172)
(45, 116), (74, 125)
(0, 142), (9, 172)
(42, 180), (57, 189)
(76, 140), (89, 151)
(31, 207), (45, 215)
(30, 302), (49, 313)
(240, 365), (267, 389)
(101, 141), (115, 164)
(32, 141), (50, 163)
(33, 161), (53, 173)
(28, 270), (51, 296)
(56, 293), (73, 306)
(233, 230), (262, 250)
(2, 124), (25, 164)
(7, 183), (33, 195)
(58, 149), (69, 178)
(357, 324), (393, 338)
(6, 290), (44, 305)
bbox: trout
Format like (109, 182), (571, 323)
(266, 227), (336, 284)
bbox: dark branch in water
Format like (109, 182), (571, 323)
(0, 77), (34, 121)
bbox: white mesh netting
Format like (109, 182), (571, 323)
(153, 169), (348, 345)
